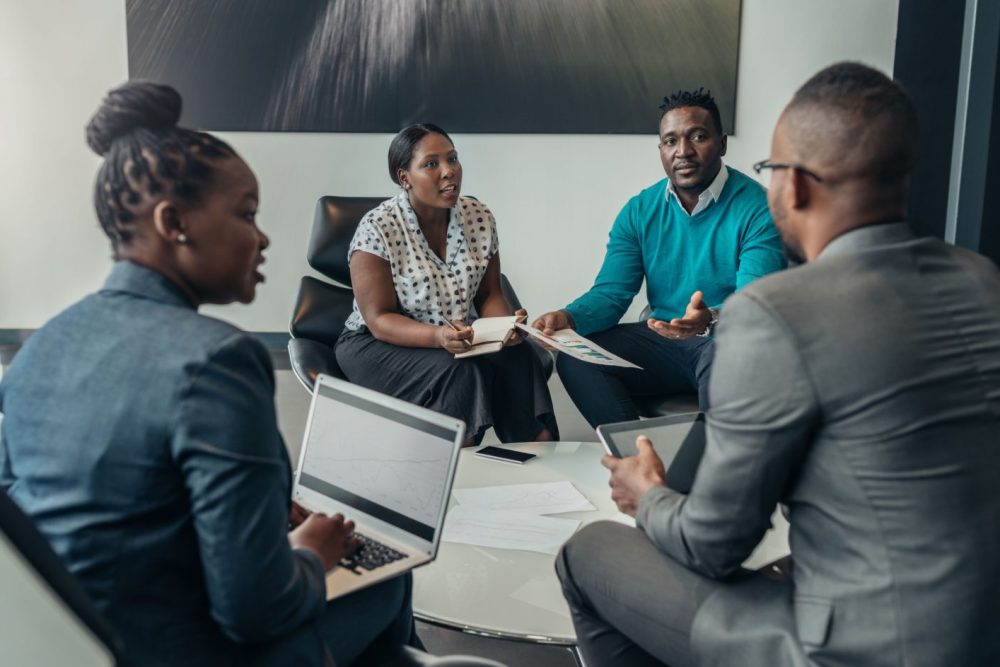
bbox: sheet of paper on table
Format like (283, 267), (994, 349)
(515, 323), (642, 369)
(442, 506), (581, 555)
(453, 481), (596, 515)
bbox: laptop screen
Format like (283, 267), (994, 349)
(296, 382), (458, 543)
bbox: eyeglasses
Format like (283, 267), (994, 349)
(752, 160), (824, 183)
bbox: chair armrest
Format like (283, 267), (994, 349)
(287, 338), (345, 391)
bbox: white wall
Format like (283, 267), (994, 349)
(0, 0), (899, 331)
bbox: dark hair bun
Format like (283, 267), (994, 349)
(85, 80), (182, 157)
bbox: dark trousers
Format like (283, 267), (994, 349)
(556, 322), (715, 429)
(336, 330), (558, 442)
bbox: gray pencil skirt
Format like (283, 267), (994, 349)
(335, 328), (559, 443)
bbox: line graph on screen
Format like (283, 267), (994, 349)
(302, 413), (454, 526)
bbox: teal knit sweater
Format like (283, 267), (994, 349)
(565, 167), (786, 335)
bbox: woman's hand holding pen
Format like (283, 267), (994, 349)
(438, 320), (474, 353)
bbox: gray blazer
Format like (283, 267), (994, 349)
(638, 223), (1000, 666)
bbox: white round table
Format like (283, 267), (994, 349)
(412, 440), (791, 644)
(413, 441), (614, 644)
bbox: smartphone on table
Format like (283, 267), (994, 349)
(474, 446), (536, 465)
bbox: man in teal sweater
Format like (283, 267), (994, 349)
(533, 89), (786, 427)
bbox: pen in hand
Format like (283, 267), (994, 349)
(445, 319), (473, 347)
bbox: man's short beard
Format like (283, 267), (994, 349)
(773, 208), (805, 265)
(782, 241), (805, 267)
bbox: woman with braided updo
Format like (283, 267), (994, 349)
(0, 81), (418, 666)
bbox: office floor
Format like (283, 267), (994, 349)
(275, 370), (593, 666)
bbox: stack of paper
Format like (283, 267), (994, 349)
(443, 481), (596, 555)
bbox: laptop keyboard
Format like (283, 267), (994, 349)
(339, 532), (408, 573)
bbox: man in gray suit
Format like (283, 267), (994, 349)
(556, 62), (1000, 666)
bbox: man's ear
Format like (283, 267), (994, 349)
(151, 200), (185, 243)
(719, 134), (728, 157)
(789, 167), (812, 210)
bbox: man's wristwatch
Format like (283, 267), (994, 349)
(697, 307), (720, 337)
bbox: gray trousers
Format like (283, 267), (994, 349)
(556, 522), (794, 667)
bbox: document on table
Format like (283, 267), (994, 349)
(453, 481), (596, 515)
(442, 506), (581, 555)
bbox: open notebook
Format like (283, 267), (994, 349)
(454, 315), (523, 358)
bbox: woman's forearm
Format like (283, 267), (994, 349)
(366, 312), (443, 348)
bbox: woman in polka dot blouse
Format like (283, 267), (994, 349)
(335, 123), (558, 446)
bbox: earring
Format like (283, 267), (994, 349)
(177, 233), (188, 244)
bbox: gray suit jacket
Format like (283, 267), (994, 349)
(637, 224), (1000, 666)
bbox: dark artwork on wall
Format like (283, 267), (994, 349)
(126, 0), (742, 135)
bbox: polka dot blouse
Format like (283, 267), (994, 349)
(344, 192), (500, 331)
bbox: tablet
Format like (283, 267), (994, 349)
(596, 413), (706, 494)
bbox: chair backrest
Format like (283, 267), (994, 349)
(289, 196), (387, 348)
(308, 195), (387, 286)
(289, 276), (355, 349)
(0, 492), (121, 665)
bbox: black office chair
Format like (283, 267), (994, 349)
(0, 492), (122, 665)
(288, 196), (553, 391)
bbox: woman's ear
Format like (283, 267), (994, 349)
(398, 170), (411, 190)
(151, 200), (187, 245)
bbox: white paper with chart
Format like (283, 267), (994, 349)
(515, 324), (642, 369)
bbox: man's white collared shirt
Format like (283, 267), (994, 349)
(665, 162), (729, 217)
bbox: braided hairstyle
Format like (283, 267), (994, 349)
(85, 81), (236, 254)
(658, 88), (724, 135)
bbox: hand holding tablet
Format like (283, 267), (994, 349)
(597, 413), (706, 494)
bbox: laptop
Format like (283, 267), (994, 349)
(292, 374), (465, 601)
(597, 413), (706, 494)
